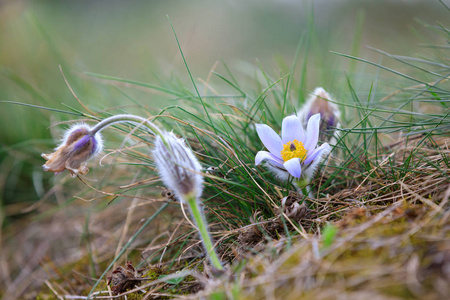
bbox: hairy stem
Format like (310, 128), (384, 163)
(90, 114), (164, 138)
(185, 194), (224, 271)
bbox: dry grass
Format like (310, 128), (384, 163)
(1, 131), (448, 300)
(197, 135), (450, 300)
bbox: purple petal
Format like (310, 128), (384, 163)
(283, 158), (302, 178)
(255, 151), (284, 168)
(255, 124), (283, 158)
(74, 135), (91, 152)
(282, 115), (305, 144)
(304, 143), (330, 165)
(304, 113), (321, 153)
(90, 137), (99, 155)
(326, 115), (336, 131)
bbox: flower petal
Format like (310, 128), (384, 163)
(255, 124), (283, 157)
(304, 143), (330, 165)
(255, 151), (284, 168)
(282, 115), (305, 144)
(283, 158), (302, 178)
(304, 113), (321, 153)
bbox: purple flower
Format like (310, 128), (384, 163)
(255, 114), (331, 184)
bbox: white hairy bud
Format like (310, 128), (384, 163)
(153, 132), (204, 200)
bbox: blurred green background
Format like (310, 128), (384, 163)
(0, 0), (447, 223)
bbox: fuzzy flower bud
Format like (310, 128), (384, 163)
(153, 132), (224, 270)
(42, 124), (103, 177)
(152, 132), (203, 200)
(297, 87), (341, 145)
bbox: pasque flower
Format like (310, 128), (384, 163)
(42, 114), (162, 177)
(255, 114), (331, 188)
(42, 124), (103, 177)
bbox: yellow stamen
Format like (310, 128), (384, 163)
(281, 139), (307, 162)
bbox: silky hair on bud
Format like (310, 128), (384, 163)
(152, 132), (204, 200)
(297, 87), (341, 146)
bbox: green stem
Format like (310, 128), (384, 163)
(88, 202), (169, 298)
(185, 194), (224, 271)
(294, 177), (309, 190)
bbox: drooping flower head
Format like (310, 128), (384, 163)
(153, 132), (203, 201)
(42, 124), (103, 177)
(42, 114), (165, 177)
(255, 114), (330, 187)
(297, 87), (341, 145)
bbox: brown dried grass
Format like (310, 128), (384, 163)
(1, 134), (448, 299)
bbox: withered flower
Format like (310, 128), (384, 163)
(279, 195), (308, 223)
(42, 124), (103, 177)
(107, 261), (144, 295)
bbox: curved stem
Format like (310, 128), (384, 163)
(184, 193), (223, 271)
(90, 114), (164, 138)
